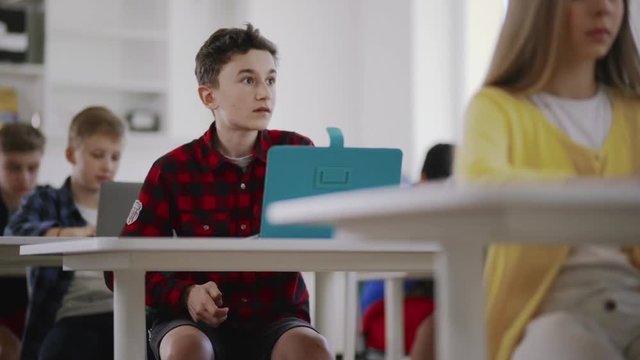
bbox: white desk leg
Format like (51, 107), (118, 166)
(114, 269), (146, 360)
(436, 242), (485, 360)
(302, 272), (316, 326)
(315, 272), (346, 356)
(343, 272), (358, 360)
(384, 278), (404, 360)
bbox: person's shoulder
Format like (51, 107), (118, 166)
(19, 183), (60, 207)
(263, 129), (314, 146)
(468, 86), (533, 117)
(151, 138), (201, 169)
(473, 86), (523, 105)
(29, 184), (58, 198)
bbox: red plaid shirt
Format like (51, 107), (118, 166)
(120, 123), (313, 328)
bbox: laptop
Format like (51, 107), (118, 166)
(97, 181), (143, 236)
(260, 127), (403, 238)
(97, 128), (402, 239)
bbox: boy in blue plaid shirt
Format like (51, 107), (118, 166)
(5, 106), (125, 360)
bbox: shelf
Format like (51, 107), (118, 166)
(0, 63), (44, 77)
(49, 78), (166, 93)
(49, 28), (168, 42)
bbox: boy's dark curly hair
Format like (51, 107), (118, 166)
(195, 23), (278, 88)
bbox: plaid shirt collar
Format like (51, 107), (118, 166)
(202, 122), (273, 170)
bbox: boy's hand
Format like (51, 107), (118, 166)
(185, 281), (229, 328)
(56, 226), (97, 237)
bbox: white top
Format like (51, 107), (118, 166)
(225, 154), (253, 172)
(56, 203), (112, 320)
(75, 204), (98, 227)
(530, 86), (612, 151)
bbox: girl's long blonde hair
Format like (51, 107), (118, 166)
(485, 0), (640, 96)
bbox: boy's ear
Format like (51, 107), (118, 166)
(198, 85), (218, 110)
(65, 146), (76, 165)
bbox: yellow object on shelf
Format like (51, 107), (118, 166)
(0, 85), (18, 123)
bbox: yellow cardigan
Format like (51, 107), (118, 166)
(455, 87), (640, 360)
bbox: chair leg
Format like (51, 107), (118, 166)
(384, 278), (404, 360)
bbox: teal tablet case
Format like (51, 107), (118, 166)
(260, 127), (402, 238)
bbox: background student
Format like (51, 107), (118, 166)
(5, 106), (125, 360)
(0, 123), (45, 360)
(110, 24), (333, 360)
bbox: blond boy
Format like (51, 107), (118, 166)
(6, 106), (125, 360)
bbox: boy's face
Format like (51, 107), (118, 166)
(198, 49), (277, 132)
(67, 134), (123, 193)
(0, 150), (42, 208)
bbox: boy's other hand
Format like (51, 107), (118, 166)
(55, 226), (97, 237)
(185, 281), (229, 328)
(61, 226), (96, 237)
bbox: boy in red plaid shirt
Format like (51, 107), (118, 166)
(117, 24), (333, 360)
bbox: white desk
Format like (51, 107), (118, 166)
(20, 237), (439, 360)
(0, 237), (70, 274)
(268, 182), (640, 360)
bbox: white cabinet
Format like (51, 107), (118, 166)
(0, 0), (44, 125)
(0, 63), (43, 124)
(43, 0), (169, 139)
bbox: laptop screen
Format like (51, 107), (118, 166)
(97, 181), (143, 236)
(260, 144), (402, 238)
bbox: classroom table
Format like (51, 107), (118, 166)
(20, 237), (439, 360)
(267, 182), (640, 360)
(0, 237), (71, 274)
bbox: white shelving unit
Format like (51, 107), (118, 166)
(43, 0), (169, 139)
(0, 63), (43, 77)
(0, 62), (43, 125)
(8, 0), (238, 184)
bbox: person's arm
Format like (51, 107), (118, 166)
(43, 226), (96, 237)
(104, 159), (198, 315)
(455, 90), (572, 184)
(4, 186), (95, 238)
(4, 187), (59, 236)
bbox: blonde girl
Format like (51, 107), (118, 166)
(456, 0), (640, 359)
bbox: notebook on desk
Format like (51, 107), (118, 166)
(260, 127), (403, 239)
(97, 181), (143, 236)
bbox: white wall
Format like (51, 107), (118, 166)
(464, 0), (504, 104)
(244, 0), (417, 177)
(412, 0), (463, 180)
(243, 0), (361, 149)
(357, 0), (415, 173)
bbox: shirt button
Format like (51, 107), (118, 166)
(241, 297), (248, 303)
(604, 299), (616, 312)
(240, 183), (246, 190)
(240, 224), (247, 231)
(203, 225), (210, 231)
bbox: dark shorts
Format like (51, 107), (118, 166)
(39, 312), (113, 360)
(149, 316), (315, 360)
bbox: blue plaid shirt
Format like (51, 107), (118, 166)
(4, 177), (89, 360)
